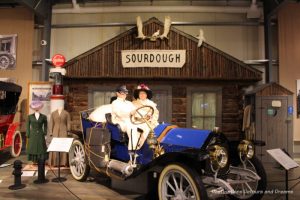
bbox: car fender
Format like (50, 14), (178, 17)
(5, 122), (21, 146)
(128, 150), (208, 179)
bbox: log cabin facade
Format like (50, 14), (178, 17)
(64, 17), (262, 140)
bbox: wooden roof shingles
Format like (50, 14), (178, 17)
(64, 17), (262, 82)
(246, 82), (293, 96)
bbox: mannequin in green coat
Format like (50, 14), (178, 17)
(26, 100), (48, 162)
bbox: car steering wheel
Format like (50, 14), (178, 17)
(130, 105), (154, 125)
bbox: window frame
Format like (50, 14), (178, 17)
(187, 87), (222, 129)
(150, 85), (172, 123)
(88, 86), (116, 108)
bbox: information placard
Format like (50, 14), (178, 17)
(47, 137), (74, 153)
(267, 148), (299, 170)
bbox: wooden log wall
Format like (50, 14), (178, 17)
(65, 84), (89, 131)
(172, 86), (187, 127)
(65, 80), (245, 140)
(222, 85), (244, 140)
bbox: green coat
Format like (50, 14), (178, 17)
(26, 113), (48, 162)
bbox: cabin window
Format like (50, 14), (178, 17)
(187, 87), (222, 130)
(91, 91), (115, 107)
(150, 86), (172, 123)
(191, 92), (217, 129)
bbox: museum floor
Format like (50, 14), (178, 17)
(1, 150), (300, 200)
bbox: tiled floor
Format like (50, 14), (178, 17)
(1, 150), (300, 200)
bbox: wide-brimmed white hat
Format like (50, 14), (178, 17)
(30, 100), (44, 110)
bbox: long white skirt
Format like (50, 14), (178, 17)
(126, 123), (150, 151)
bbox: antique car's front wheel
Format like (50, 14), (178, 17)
(10, 131), (22, 157)
(69, 139), (90, 181)
(158, 163), (208, 200)
(0, 54), (10, 69)
(229, 156), (267, 200)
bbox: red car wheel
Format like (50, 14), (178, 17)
(10, 131), (22, 157)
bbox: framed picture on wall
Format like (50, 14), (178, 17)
(0, 34), (17, 70)
(27, 82), (52, 117)
(297, 80), (300, 118)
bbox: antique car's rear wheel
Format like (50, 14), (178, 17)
(10, 131), (22, 157)
(0, 55), (10, 69)
(229, 156), (267, 200)
(158, 163), (208, 200)
(69, 139), (90, 181)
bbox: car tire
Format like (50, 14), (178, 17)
(0, 54), (10, 69)
(158, 163), (208, 200)
(7, 54), (15, 66)
(69, 139), (90, 181)
(229, 156), (267, 200)
(10, 131), (22, 158)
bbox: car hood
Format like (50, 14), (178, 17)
(154, 124), (212, 149)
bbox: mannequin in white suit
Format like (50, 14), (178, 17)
(111, 86), (135, 133)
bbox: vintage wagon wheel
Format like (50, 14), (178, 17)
(0, 55), (10, 69)
(10, 131), (22, 157)
(229, 156), (267, 200)
(69, 139), (90, 181)
(158, 163), (208, 200)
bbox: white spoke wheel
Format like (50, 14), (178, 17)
(10, 131), (22, 157)
(69, 140), (90, 181)
(229, 156), (267, 200)
(158, 163), (207, 200)
(0, 55), (10, 69)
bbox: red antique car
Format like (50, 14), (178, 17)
(0, 81), (22, 157)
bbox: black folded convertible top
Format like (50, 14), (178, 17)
(0, 81), (22, 93)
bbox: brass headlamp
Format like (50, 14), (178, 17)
(209, 145), (228, 169)
(238, 140), (254, 160)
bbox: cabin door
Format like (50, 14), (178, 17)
(257, 97), (291, 163)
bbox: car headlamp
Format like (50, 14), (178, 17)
(209, 145), (228, 169)
(238, 140), (254, 160)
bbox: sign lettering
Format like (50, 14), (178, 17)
(121, 50), (186, 68)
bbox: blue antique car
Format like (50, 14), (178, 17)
(69, 105), (266, 200)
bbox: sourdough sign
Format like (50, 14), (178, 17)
(121, 50), (186, 68)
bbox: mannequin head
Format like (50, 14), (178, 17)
(115, 85), (128, 100)
(133, 84), (152, 100)
(116, 91), (127, 100)
(138, 91), (147, 100)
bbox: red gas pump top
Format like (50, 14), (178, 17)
(52, 54), (66, 67)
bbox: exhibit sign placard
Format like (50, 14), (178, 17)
(47, 137), (74, 153)
(267, 148), (299, 170)
(121, 50), (186, 68)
